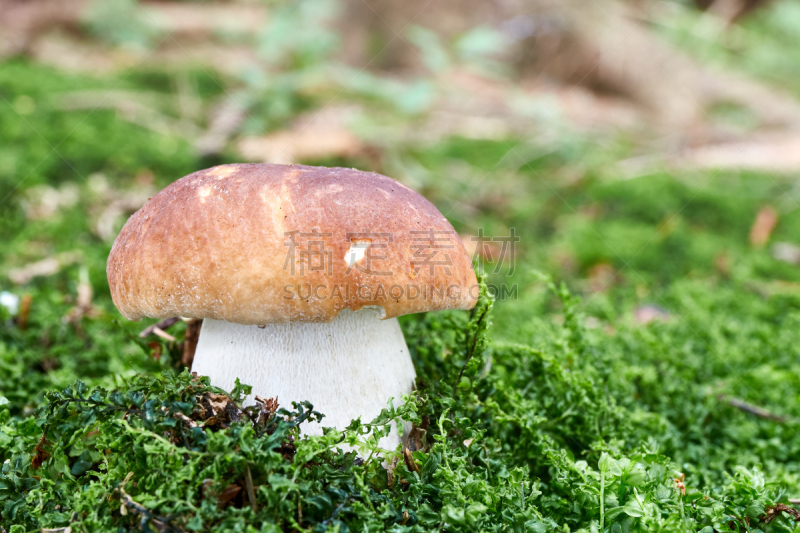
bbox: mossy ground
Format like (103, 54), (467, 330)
(2, 57), (800, 532)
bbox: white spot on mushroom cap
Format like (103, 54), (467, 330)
(198, 186), (212, 203)
(207, 165), (238, 179)
(345, 239), (371, 266)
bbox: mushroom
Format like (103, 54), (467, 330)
(107, 164), (478, 449)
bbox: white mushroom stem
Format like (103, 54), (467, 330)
(191, 308), (416, 451)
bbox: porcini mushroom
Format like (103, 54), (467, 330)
(107, 164), (478, 449)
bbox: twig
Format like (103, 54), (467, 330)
(244, 465), (258, 513)
(139, 317), (181, 338)
(16, 293), (31, 330)
(120, 471), (134, 488)
(56, 92), (200, 138)
(6, 251), (82, 284)
(119, 488), (186, 532)
(719, 395), (786, 423)
(763, 503), (800, 523)
(297, 496), (303, 527)
(173, 412), (198, 429)
(151, 327), (177, 342)
(182, 319), (203, 367)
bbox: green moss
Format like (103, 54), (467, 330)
(3, 61), (800, 531)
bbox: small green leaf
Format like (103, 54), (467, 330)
(599, 453), (623, 476)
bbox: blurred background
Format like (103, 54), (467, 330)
(2, 0), (800, 393)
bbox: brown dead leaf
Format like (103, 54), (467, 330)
(750, 206), (778, 247)
(0, 0), (87, 57)
(6, 251), (82, 285)
(681, 134), (800, 174)
(239, 127), (363, 165)
(387, 455), (400, 488)
(148, 342), (163, 362)
(216, 484), (242, 507)
(403, 446), (421, 474)
(238, 106), (365, 165)
(196, 392), (243, 430)
(173, 412), (198, 429)
(773, 242), (800, 265)
(202, 392), (230, 417)
(139, 2), (267, 36)
(22, 183), (80, 220)
(405, 415), (430, 453)
(31, 434), (50, 470)
(56, 91), (200, 138)
(633, 305), (671, 326)
(254, 395), (279, 428)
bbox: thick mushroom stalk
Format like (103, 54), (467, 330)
(191, 308), (416, 450)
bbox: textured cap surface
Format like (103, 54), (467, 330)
(107, 164), (478, 324)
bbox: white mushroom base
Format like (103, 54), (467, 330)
(191, 309), (416, 452)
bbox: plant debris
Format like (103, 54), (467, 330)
(763, 503), (800, 523)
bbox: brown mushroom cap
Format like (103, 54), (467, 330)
(107, 164), (478, 324)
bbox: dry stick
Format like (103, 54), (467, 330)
(16, 293), (31, 330)
(718, 395), (786, 423)
(182, 319), (203, 367)
(139, 317), (182, 338)
(152, 327), (177, 342)
(244, 465), (258, 513)
(119, 488), (185, 532)
(297, 496), (303, 527)
(763, 503), (800, 523)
